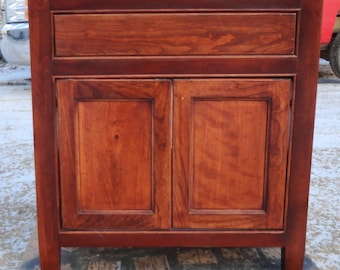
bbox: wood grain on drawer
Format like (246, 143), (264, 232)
(51, 0), (300, 10)
(54, 13), (296, 57)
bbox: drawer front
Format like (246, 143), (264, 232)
(54, 13), (296, 57)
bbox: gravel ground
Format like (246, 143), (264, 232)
(0, 61), (339, 269)
(307, 74), (340, 268)
(0, 63), (35, 270)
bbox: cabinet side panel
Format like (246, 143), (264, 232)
(50, 0), (300, 10)
(28, 0), (61, 268)
(283, 0), (323, 269)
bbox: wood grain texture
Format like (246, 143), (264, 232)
(59, 230), (285, 248)
(50, 0), (300, 10)
(54, 13), (296, 57)
(191, 99), (267, 211)
(27, 0), (61, 268)
(173, 79), (291, 229)
(282, 0), (324, 269)
(51, 57), (298, 77)
(77, 100), (153, 211)
(29, 0), (322, 269)
(57, 79), (171, 230)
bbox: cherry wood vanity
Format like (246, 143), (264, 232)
(28, 0), (322, 269)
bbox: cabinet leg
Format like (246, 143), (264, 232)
(281, 246), (305, 270)
(39, 245), (60, 270)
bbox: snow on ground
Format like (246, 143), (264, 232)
(0, 64), (34, 270)
(0, 63), (31, 86)
(307, 82), (340, 269)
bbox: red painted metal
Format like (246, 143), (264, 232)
(321, 0), (340, 44)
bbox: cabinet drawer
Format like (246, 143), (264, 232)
(54, 13), (296, 57)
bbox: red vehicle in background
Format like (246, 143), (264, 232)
(320, 0), (340, 77)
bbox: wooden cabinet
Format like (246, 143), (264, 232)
(28, 0), (322, 269)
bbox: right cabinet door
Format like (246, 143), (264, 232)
(173, 79), (292, 230)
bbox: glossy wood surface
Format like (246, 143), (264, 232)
(54, 13), (296, 57)
(51, 57), (298, 77)
(58, 231), (286, 248)
(28, 0), (61, 268)
(57, 80), (171, 230)
(173, 79), (291, 229)
(50, 0), (300, 10)
(283, 0), (324, 268)
(28, 0), (323, 269)
(77, 101), (153, 211)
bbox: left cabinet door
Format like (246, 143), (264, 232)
(57, 79), (171, 230)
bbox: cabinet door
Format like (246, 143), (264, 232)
(173, 79), (291, 230)
(57, 79), (171, 230)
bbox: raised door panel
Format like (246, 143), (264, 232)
(57, 79), (171, 230)
(173, 79), (291, 230)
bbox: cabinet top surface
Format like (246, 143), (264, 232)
(49, 0), (304, 10)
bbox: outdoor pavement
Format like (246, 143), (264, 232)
(0, 61), (339, 269)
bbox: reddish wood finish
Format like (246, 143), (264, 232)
(283, 0), (324, 269)
(28, 0), (322, 269)
(58, 231), (286, 248)
(54, 13), (296, 57)
(57, 80), (171, 230)
(28, 0), (61, 268)
(51, 57), (298, 77)
(173, 79), (291, 230)
(50, 0), (301, 10)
